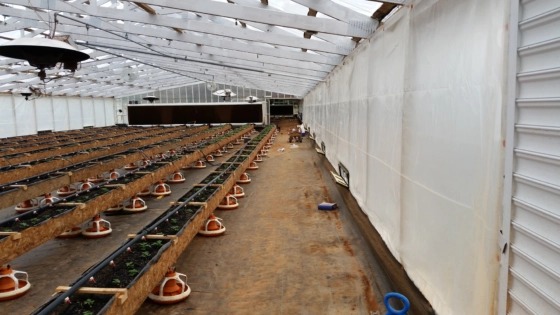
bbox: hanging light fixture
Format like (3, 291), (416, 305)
(18, 88), (32, 101)
(144, 87), (161, 103)
(143, 95), (159, 103)
(213, 89), (236, 101)
(246, 96), (259, 103)
(0, 37), (90, 81)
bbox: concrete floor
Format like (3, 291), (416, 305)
(1, 121), (382, 314)
(138, 119), (380, 315)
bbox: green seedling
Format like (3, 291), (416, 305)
(128, 269), (139, 277)
(171, 226), (180, 232)
(83, 311), (93, 315)
(140, 251), (150, 258)
(139, 242), (151, 251)
(18, 223), (29, 228)
(112, 278), (121, 285)
(84, 299), (95, 308)
(125, 262), (134, 269)
(170, 218), (178, 224)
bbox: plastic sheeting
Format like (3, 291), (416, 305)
(0, 95), (116, 137)
(302, 1), (509, 314)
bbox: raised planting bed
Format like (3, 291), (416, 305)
(235, 150), (254, 156)
(0, 126), (223, 209)
(0, 126), (126, 155)
(0, 126), (184, 166)
(0, 125), (253, 265)
(45, 238), (172, 315)
(32, 126), (268, 315)
(178, 186), (220, 203)
(0, 125), (202, 177)
(0, 204), (79, 240)
(226, 155), (249, 163)
(149, 205), (204, 236)
(0, 126), (199, 175)
(199, 172), (232, 185)
(0, 126), (141, 148)
(48, 293), (114, 315)
(0, 128), (139, 159)
(214, 163), (241, 173)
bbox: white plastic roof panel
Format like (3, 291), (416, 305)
(0, 0), (403, 98)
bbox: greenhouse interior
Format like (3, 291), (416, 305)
(0, 0), (558, 314)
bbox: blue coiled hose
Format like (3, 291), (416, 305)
(384, 292), (410, 315)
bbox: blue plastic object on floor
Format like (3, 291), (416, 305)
(318, 202), (337, 210)
(384, 292), (410, 315)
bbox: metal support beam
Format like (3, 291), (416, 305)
(0, 5), (341, 64)
(124, 0), (372, 38)
(2, 0), (346, 54)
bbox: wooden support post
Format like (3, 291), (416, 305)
(55, 286), (128, 304)
(104, 184), (126, 188)
(57, 203), (86, 209)
(9, 184), (27, 190)
(126, 234), (178, 244)
(0, 232), (21, 240)
(55, 171), (73, 176)
(187, 202), (207, 207)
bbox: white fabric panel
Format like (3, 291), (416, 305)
(0, 95), (16, 137)
(0, 96), (116, 136)
(93, 99), (106, 127)
(34, 98), (54, 132)
(13, 95), (37, 136)
(52, 97), (70, 132)
(104, 99), (115, 126)
(302, 1), (508, 314)
(81, 98), (95, 127)
(68, 98), (83, 130)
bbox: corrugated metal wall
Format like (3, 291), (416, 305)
(501, 0), (560, 313)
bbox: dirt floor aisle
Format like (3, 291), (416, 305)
(138, 121), (380, 315)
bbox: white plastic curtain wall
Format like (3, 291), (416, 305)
(303, 1), (509, 314)
(0, 95), (116, 137)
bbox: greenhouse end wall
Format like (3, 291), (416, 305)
(0, 95), (117, 137)
(302, 1), (509, 314)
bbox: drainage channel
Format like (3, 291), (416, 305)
(31, 125), (275, 315)
(0, 126), (216, 209)
(0, 125), (253, 265)
(0, 126), (186, 166)
(0, 125), (200, 183)
(0, 126), (133, 156)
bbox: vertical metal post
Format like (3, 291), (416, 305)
(50, 96), (56, 130)
(66, 96), (71, 130)
(497, 1), (520, 314)
(10, 94), (18, 136)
